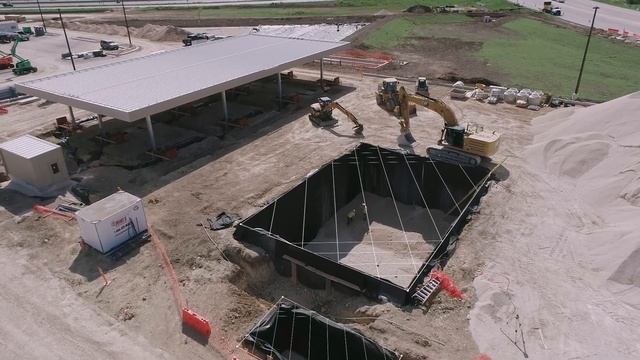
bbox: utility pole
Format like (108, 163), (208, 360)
(36, 0), (46, 32)
(574, 6), (599, 98)
(121, 0), (133, 46)
(58, 9), (75, 71)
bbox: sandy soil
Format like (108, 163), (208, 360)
(0, 69), (547, 360)
(306, 192), (453, 288)
(470, 91), (640, 359)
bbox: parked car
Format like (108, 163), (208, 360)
(100, 40), (119, 51)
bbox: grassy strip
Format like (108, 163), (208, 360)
(480, 18), (640, 101)
(364, 14), (472, 48)
(0, 8), (107, 14)
(337, 0), (516, 11)
(593, 0), (640, 10)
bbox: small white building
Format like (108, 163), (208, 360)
(0, 135), (70, 197)
(76, 191), (148, 254)
(0, 21), (19, 33)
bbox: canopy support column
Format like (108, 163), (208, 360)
(320, 57), (324, 91)
(68, 106), (76, 128)
(222, 90), (228, 135)
(277, 72), (283, 110)
(146, 115), (156, 151)
(97, 114), (104, 136)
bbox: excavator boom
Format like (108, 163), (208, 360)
(331, 101), (364, 134)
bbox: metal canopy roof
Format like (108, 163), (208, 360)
(16, 34), (348, 122)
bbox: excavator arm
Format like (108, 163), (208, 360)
(398, 86), (459, 134)
(331, 101), (364, 134)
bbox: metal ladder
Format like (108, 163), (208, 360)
(412, 278), (441, 305)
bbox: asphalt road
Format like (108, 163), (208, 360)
(6, 0), (326, 9)
(513, 0), (640, 34)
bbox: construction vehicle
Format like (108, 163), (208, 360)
(34, 26), (45, 37)
(1, 1), (12, 7)
(308, 97), (364, 135)
(416, 77), (430, 97)
(0, 49), (13, 69)
(543, 1), (562, 15)
(9, 38), (37, 76)
(182, 33), (209, 46)
(100, 40), (119, 51)
(21, 27), (33, 35)
(398, 86), (500, 166)
(375, 78), (416, 116)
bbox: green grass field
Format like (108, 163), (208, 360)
(480, 19), (640, 101)
(137, 0), (516, 18)
(594, 0), (640, 9)
(364, 15), (472, 48)
(365, 15), (640, 101)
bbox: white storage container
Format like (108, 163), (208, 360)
(0, 135), (70, 197)
(76, 191), (148, 253)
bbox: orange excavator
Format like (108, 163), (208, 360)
(398, 86), (501, 166)
(309, 97), (364, 135)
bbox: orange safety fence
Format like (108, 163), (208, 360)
(32, 204), (75, 221)
(473, 354), (492, 360)
(430, 269), (464, 300)
(337, 49), (394, 61)
(148, 226), (187, 315)
(148, 226), (216, 341)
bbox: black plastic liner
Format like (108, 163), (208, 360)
(234, 143), (491, 304)
(244, 298), (400, 360)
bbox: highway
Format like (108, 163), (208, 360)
(4, 0), (327, 9)
(513, 0), (640, 34)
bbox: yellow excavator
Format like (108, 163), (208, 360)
(398, 86), (501, 166)
(309, 97), (364, 135)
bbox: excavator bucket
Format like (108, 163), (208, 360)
(403, 131), (416, 144)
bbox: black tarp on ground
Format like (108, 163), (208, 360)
(244, 298), (400, 360)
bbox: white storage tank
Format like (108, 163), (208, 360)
(76, 191), (148, 253)
(0, 135), (70, 197)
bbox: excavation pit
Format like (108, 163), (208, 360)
(235, 143), (492, 304)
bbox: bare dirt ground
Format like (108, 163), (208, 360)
(0, 66), (549, 359)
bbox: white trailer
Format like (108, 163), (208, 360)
(76, 191), (148, 254)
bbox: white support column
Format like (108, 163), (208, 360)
(97, 114), (104, 136)
(320, 57), (324, 91)
(277, 72), (282, 110)
(145, 115), (156, 151)
(68, 106), (76, 127)
(221, 90), (228, 134)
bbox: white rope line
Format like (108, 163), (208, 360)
(288, 311), (296, 360)
(269, 199), (277, 233)
(401, 153), (443, 242)
(362, 336), (369, 360)
(269, 302), (282, 359)
(430, 160), (461, 214)
(301, 178), (308, 248)
(326, 319), (330, 360)
(343, 327), (350, 360)
(304, 239), (439, 244)
(308, 311), (312, 360)
(332, 161), (340, 262)
(353, 147), (380, 278)
(458, 164), (478, 190)
(376, 146), (417, 272)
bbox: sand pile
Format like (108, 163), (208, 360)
(47, 21), (188, 42)
(526, 91), (640, 307)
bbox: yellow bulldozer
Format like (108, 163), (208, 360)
(398, 86), (501, 166)
(375, 78), (416, 116)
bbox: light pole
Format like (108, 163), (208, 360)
(121, 0), (133, 46)
(36, 0), (46, 32)
(58, 9), (75, 71)
(574, 6), (599, 98)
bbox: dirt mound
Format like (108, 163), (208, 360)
(47, 21), (188, 42)
(526, 91), (640, 308)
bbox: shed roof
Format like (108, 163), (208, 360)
(76, 191), (142, 221)
(15, 34), (349, 122)
(0, 134), (59, 159)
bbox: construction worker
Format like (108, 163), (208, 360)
(346, 209), (356, 225)
(361, 202), (367, 221)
